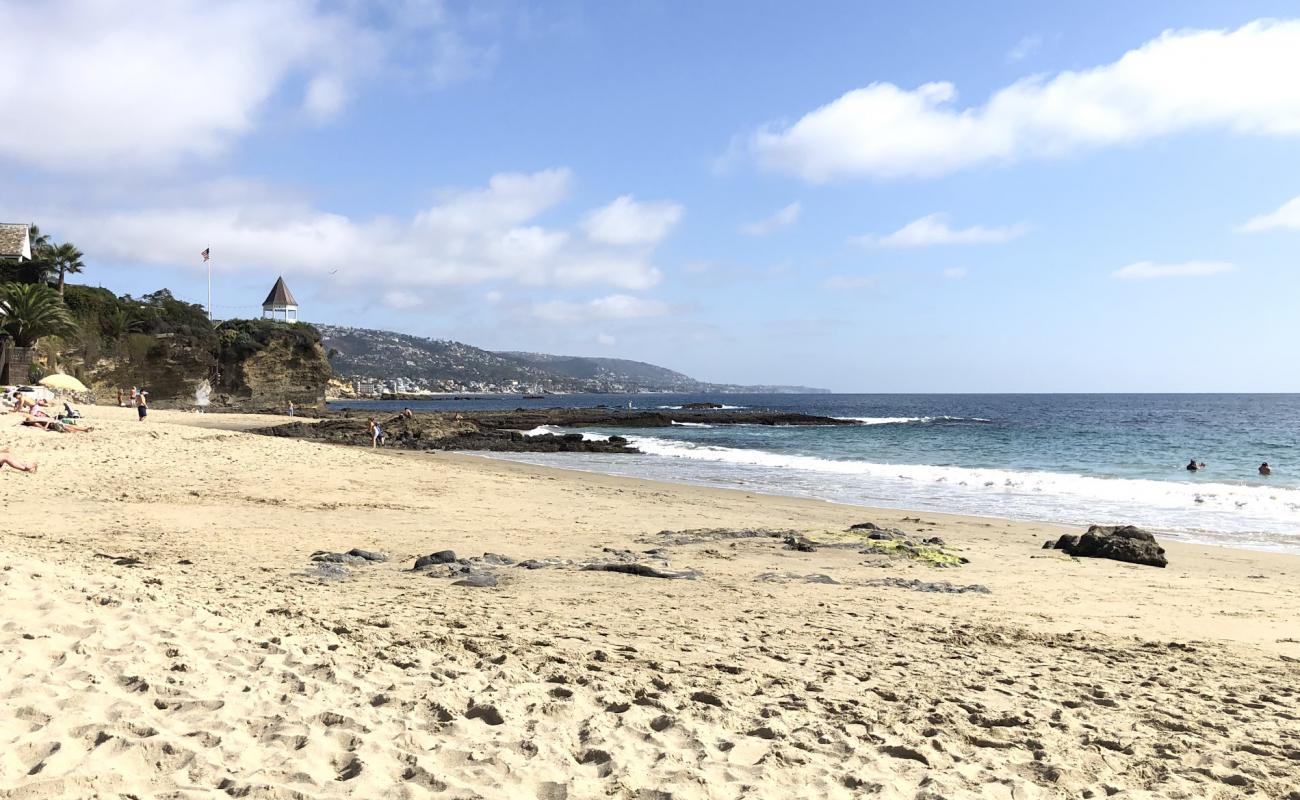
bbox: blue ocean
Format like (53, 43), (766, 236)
(334, 394), (1300, 553)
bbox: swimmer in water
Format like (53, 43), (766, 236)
(1186, 458), (1199, 472)
(1259, 462), (1272, 476)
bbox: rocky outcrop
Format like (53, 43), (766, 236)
(261, 407), (851, 453)
(1048, 525), (1168, 568)
(328, 407), (853, 429)
(261, 417), (639, 453)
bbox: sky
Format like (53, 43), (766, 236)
(4, 0), (1300, 392)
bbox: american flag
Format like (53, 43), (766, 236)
(201, 247), (210, 262)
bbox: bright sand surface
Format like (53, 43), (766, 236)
(1, 406), (1298, 799)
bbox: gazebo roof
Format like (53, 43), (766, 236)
(0, 223), (31, 260)
(262, 276), (298, 308)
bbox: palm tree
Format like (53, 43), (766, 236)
(0, 282), (74, 384)
(103, 307), (143, 341)
(50, 242), (84, 295)
(27, 224), (51, 257)
(1, 281), (73, 347)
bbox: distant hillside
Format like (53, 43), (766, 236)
(317, 326), (561, 388)
(317, 325), (827, 394)
(500, 352), (699, 391)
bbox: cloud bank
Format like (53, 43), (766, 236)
(56, 170), (679, 296)
(740, 203), (801, 236)
(853, 214), (1027, 248)
(0, 0), (498, 171)
(746, 19), (1300, 181)
(1239, 196), (1300, 233)
(1112, 261), (1236, 280)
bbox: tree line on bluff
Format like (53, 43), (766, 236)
(0, 224), (326, 400)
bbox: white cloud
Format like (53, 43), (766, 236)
(1238, 195), (1300, 232)
(822, 275), (878, 290)
(534, 294), (670, 323)
(1112, 260), (1237, 279)
(382, 290), (424, 309)
(302, 75), (350, 122)
(0, 0), (504, 172)
(596, 333), (616, 346)
(853, 213), (1028, 248)
(1006, 34), (1043, 62)
(53, 169), (666, 293)
(581, 196), (684, 246)
(943, 267), (968, 279)
(746, 19), (1300, 181)
(740, 202), (801, 236)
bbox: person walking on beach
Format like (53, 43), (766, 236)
(136, 390), (148, 422)
(1259, 462), (1272, 476)
(368, 417), (383, 448)
(287, 400), (295, 417)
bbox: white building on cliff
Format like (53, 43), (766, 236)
(262, 276), (299, 321)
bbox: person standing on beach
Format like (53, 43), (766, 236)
(130, 386), (138, 407)
(368, 417), (382, 447)
(136, 390), (148, 422)
(288, 400), (295, 417)
(117, 387), (124, 407)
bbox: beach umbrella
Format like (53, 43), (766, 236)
(37, 373), (88, 392)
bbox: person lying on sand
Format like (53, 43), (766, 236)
(20, 415), (93, 433)
(0, 448), (38, 473)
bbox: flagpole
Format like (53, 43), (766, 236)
(206, 247), (212, 321)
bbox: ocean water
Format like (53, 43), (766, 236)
(333, 394), (1300, 553)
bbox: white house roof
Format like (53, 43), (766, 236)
(0, 223), (31, 260)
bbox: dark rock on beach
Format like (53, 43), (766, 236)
(311, 548), (389, 564)
(414, 550), (458, 570)
(783, 534), (818, 552)
(1051, 525), (1168, 568)
(864, 577), (990, 594)
(581, 563), (700, 580)
(452, 573), (499, 588)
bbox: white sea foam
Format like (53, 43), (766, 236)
(657, 404), (746, 410)
(670, 421), (713, 428)
(835, 416), (992, 425)
(519, 426), (608, 441)
(610, 435), (1300, 548)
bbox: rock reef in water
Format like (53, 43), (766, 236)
(260, 407), (852, 453)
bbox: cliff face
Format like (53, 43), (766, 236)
(68, 320), (330, 408)
(216, 324), (331, 407)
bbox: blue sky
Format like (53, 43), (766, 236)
(4, 0), (1300, 391)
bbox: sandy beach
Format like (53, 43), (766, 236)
(2, 406), (1298, 799)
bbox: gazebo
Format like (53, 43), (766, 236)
(261, 276), (299, 321)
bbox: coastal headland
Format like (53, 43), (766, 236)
(1, 407), (1298, 798)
